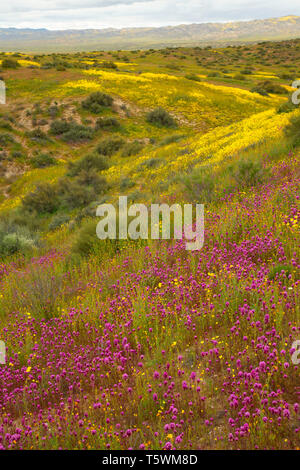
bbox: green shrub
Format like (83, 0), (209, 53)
(49, 120), (93, 142)
(121, 140), (144, 157)
(68, 153), (109, 176)
(95, 117), (120, 130)
(182, 167), (215, 203)
(159, 134), (185, 146)
(72, 219), (121, 258)
(48, 105), (59, 119)
(22, 183), (59, 214)
(82, 92), (114, 113)
(57, 179), (97, 209)
(48, 213), (70, 231)
(141, 158), (163, 169)
(252, 80), (287, 96)
(71, 219), (98, 257)
(0, 133), (15, 146)
(27, 128), (49, 142)
(30, 153), (56, 168)
(185, 74), (201, 82)
(49, 120), (71, 135)
(230, 159), (266, 187)
(120, 177), (135, 191)
(233, 73), (246, 80)
(146, 107), (177, 128)
(97, 136), (125, 156)
(0, 229), (35, 258)
(277, 100), (296, 114)
(60, 124), (94, 142)
(75, 170), (109, 194)
(2, 58), (20, 69)
(101, 61), (118, 69)
(284, 113), (300, 146)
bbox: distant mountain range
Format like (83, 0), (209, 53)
(0, 15), (300, 52)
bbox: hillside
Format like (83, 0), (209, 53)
(0, 16), (300, 52)
(0, 39), (299, 450)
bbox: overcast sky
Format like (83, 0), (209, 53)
(0, 0), (299, 30)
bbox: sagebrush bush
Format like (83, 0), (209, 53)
(48, 213), (70, 231)
(277, 100), (296, 114)
(61, 124), (94, 142)
(72, 219), (121, 258)
(0, 133), (15, 146)
(68, 153), (109, 176)
(75, 170), (109, 194)
(146, 107), (177, 128)
(230, 159), (266, 187)
(57, 179), (97, 209)
(0, 227), (35, 258)
(97, 137), (125, 156)
(82, 92), (113, 113)
(22, 183), (59, 214)
(182, 167), (215, 203)
(95, 117), (120, 130)
(50, 120), (94, 142)
(2, 58), (19, 69)
(252, 80), (287, 96)
(284, 113), (300, 146)
(30, 153), (56, 168)
(121, 140), (144, 157)
(27, 128), (49, 142)
(49, 120), (71, 135)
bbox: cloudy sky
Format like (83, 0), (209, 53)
(0, 0), (299, 30)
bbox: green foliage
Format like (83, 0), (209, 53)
(30, 153), (56, 168)
(71, 218), (122, 259)
(50, 120), (94, 142)
(230, 158), (266, 187)
(82, 92), (114, 113)
(95, 117), (120, 130)
(159, 134), (185, 146)
(0, 133), (15, 146)
(101, 61), (118, 69)
(75, 170), (109, 194)
(27, 128), (49, 142)
(277, 100), (296, 114)
(61, 124), (94, 142)
(185, 73), (201, 81)
(284, 113), (300, 146)
(182, 167), (216, 203)
(0, 225), (36, 259)
(2, 58), (20, 69)
(146, 107), (177, 128)
(121, 140), (144, 157)
(22, 183), (59, 214)
(252, 80), (287, 96)
(48, 213), (70, 231)
(97, 136), (125, 156)
(68, 153), (109, 176)
(49, 120), (71, 135)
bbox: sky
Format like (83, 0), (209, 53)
(0, 0), (299, 30)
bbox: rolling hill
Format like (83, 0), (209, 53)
(0, 15), (300, 52)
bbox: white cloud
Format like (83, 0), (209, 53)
(0, 0), (299, 29)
